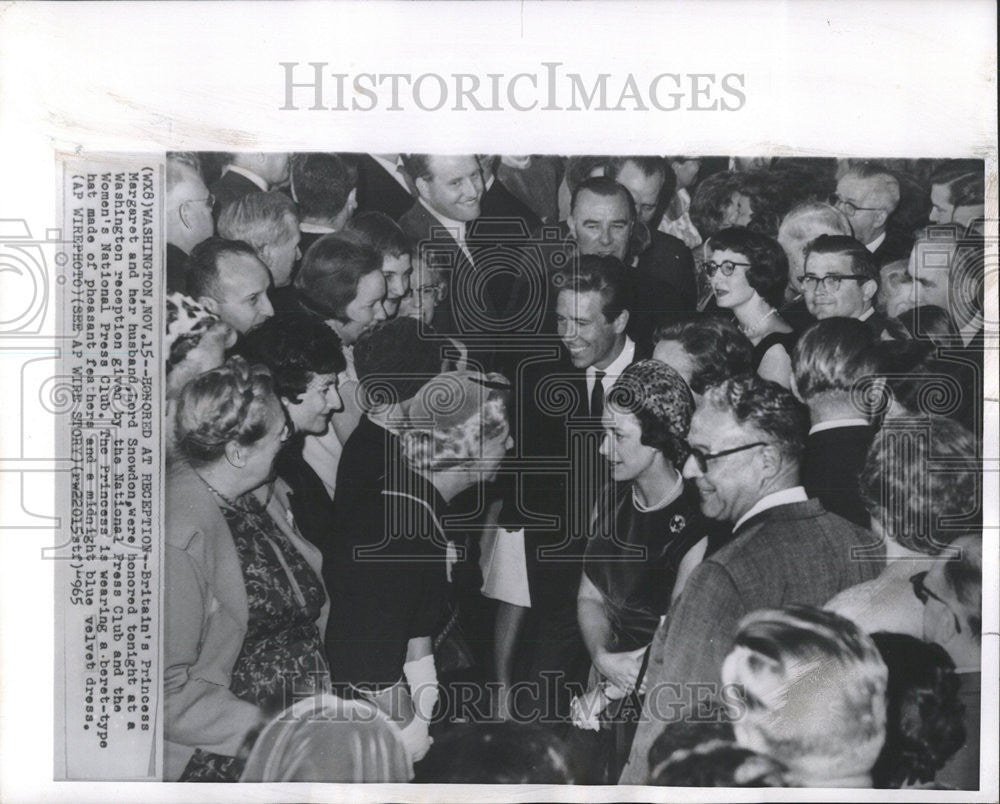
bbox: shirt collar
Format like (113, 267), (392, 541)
(809, 418), (870, 435)
(865, 230), (887, 252)
(222, 164), (269, 192)
(733, 486), (809, 533)
(857, 306), (875, 322)
(587, 336), (635, 388)
(299, 221), (337, 234)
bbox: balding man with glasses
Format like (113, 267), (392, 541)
(832, 162), (913, 267)
(620, 374), (883, 784)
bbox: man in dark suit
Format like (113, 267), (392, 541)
(833, 162), (913, 268)
(607, 157), (699, 315)
(290, 153), (357, 256)
(399, 154), (487, 345)
(791, 318), (880, 528)
(210, 152), (290, 222)
(620, 375), (883, 783)
(165, 154), (214, 293)
(353, 153), (416, 221)
(777, 201), (853, 334)
(508, 255), (649, 724)
(801, 234), (890, 338)
(478, 155), (542, 234)
(566, 176), (684, 353)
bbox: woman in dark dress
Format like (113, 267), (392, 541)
(573, 359), (710, 782)
(165, 357), (330, 782)
(707, 226), (797, 388)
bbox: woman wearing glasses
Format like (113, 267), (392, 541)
(706, 227), (796, 388)
(572, 360), (713, 782)
(164, 357), (331, 781)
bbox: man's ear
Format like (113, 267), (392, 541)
(861, 279), (878, 306)
(347, 187), (358, 214)
(567, 214), (578, 241)
(873, 209), (889, 231)
(757, 442), (782, 481)
(414, 176), (430, 200)
(198, 295), (220, 315)
(612, 308), (630, 335)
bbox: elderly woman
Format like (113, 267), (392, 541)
(722, 606), (888, 788)
(165, 357), (330, 782)
(572, 360), (710, 782)
(826, 416), (979, 638)
(706, 227), (796, 388)
(324, 370), (512, 763)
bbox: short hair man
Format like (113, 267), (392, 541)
(722, 606), (888, 787)
(904, 225), (985, 348)
(776, 201), (853, 332)
(166, 154), (214, 292)
(621, 375), (882, 783)
(343, 212), (413, 318)
(833, 162), (912, 266)
(217, 190), (301, 289)
(791, 318), (880, 527)
(185, 237), (274, 335)
(569, 177), (694, 349)
(802, 234), (887, 337)
(291, 152), (358, 254)
(210, 152), (290, 221)
(606, 156), (675, 229)
(929, 161), (985, 232)
(398, 154), (484, 337)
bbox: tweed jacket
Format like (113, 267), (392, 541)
(619, 498), (884, 784)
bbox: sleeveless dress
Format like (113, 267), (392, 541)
(180, 493), (330, 782)
(751, 330), (799, 372)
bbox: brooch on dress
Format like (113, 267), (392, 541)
(669, 514), (686, 533)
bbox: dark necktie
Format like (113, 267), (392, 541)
(590, 371), (606, 418)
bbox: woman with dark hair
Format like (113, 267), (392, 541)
(572, 360), (710, 782)
(706, 227), (796, 388)
(165, 357), (330, 781)
(870, 632), (966, 788)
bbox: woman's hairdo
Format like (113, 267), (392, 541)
(401, 371), (511, 472)
(175, 356), (278, 465)
(238, 312), (346, 403)
(607, 359), (694, 468)
(654, 314), (753, 395)
(859, 416), (979, 554)
(707, 227), (789, 309)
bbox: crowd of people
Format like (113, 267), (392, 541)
(162, 152), (987, 787)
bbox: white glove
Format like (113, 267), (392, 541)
(398, 716), (433, 763)
(403, 654), (439, 724)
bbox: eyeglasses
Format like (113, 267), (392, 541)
(799, 274), (871, 292)
(910, 571), (962, 634)
(686, 441), (768, 473)
(705, 259), (751, 278)
(830, 193), (884, 217)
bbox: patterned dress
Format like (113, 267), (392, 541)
(180, 493), (330, 782)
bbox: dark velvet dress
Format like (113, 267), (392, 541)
(574, 480), (707, 782)
(180, 493), (330, 782)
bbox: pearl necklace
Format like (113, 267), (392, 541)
(738, 307), (778, 339)
(632, 471), (684, 513)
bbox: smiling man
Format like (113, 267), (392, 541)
(801, 234), (888, 338)
(620, 374), (882, 784)
(832, 162), (912, 267)
(185, 237), (275, 336)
